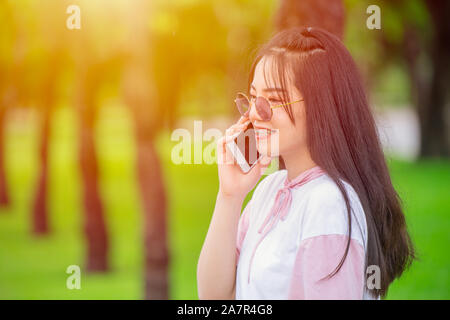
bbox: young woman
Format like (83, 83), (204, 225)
(197, 27), (415, 300)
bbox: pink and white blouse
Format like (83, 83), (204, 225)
(235, 166), (376, 300)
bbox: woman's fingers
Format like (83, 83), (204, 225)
(242, 155), (271, 178)
(225, 122), (249, 141)
(237, 115), (250, 125)
(218, 118), (251, 166)
(217, 135), (236, 166)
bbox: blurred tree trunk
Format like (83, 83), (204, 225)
(32, 58), (59, 234)
(32, 107), (51, 234)
(122, 0), (170, 299)
(79, 120), (108, 271)
(135, 125), (169, 300)
(29, 0), (67, 232)
(400, 0), (449, 158)
(420, 0), (450, 157)
(0, 106), (10, 207)
(76, 64), (109, 272)
(122, 66), (170, 299)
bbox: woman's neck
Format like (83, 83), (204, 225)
(281, 148), (317, 181)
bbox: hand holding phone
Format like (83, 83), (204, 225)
(216, 117), (271, 199)
(226, 122), (261, 174)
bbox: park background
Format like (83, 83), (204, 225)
(0, 0), (449, 299)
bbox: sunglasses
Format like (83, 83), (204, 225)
(234, 92), (303, 121)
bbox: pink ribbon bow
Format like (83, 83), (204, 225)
(247, 166), (326, 283)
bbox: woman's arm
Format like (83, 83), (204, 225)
(197, 192), (244, 299)
(197, 116), (270, 300)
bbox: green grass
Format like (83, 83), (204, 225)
(0, 105), (449, 299)
(384, 159), (450, 299)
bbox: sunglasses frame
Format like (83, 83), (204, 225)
(234, 92), (303, 119)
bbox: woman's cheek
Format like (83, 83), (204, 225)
(268, 130), (280, 157)
(279, 127), (300, 155)
(278, 131), (289, 153)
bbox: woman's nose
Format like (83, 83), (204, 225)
(248, 100), (262, 122)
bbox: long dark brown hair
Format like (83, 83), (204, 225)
(248, 27), (415, 298)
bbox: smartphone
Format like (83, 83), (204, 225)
(226, 122), (261, 173)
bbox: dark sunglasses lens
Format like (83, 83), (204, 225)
(255, 97), (272, 121)
(235, 93), (249, 116)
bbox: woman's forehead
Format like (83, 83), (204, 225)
(251, 55), (295, 94)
